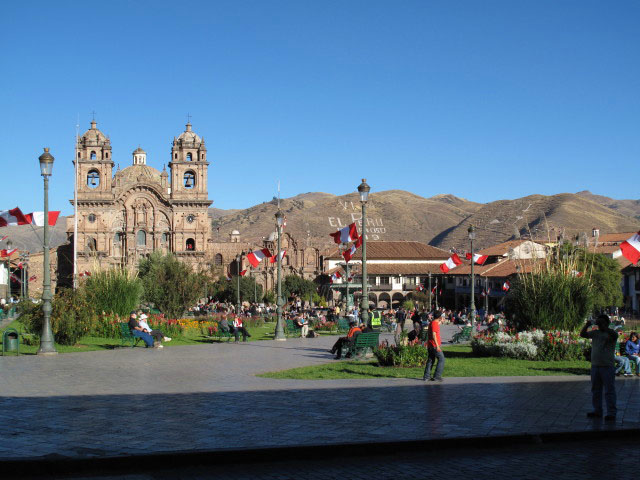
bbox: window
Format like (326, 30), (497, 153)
(105, 152), (109, 159)
(380, 276), (390, 285)
(215, 253), (223, 265)
(86, 237), (97, 252)
(186, 153), (192, 161)
(186, 238), (195, 250)
(87, 213), (96, 223)
(114, 232), (123, 243)
(174, 153), (177, 159)
(87, 169), (100, 188)
(77, 152), (81, 159)
(90, 151), (97, 160)
(162, 232), (170, 244)
(183, 171), (195, 189)
(137, 230), (146, 246)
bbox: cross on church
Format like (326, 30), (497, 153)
(186, 113), (192, 124)
(90, 110), (97, 121)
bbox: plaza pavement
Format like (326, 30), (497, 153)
(1, 325), (639, 475)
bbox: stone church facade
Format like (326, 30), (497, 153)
(64, 120), (322, 292)
(67, 120), (212, 273)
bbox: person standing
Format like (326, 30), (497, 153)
(423, 310), (445, 381)
(395, 307), (406, 345)
(580, 314), (618, 421)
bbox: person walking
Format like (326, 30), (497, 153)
(395, 307), (406, 345)
(580, 314), (618, 421)
(423, 310), (445, 382)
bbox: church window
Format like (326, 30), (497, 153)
(86, 237), (97, 252)
(88, 213), (96, 223)
(186, 153), (193, 161)
(186, 214), (195, 223)
(77, 152), (81, 159)
(137, 230), (147, 246)
(90, 151), (97, 160)
(87, 169), (100, 188)
(183, 171), (195, 189)
(162, 232), (170, 244)
(114, 232), (123, 243)
(105, 152), (109, 159)
(174, 153), (177, 159)
(215, 253), (223, 265)
(186, 238), (195, 250)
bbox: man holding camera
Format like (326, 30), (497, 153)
(580, 314), (618, 421)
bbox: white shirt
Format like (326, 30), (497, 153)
(139, 319), (152, 332)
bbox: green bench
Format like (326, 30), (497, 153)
(452, 326), (472, 343)
(119, 322), (142, 348)
(344, 332), (380, 358)
(285, 318), (301, 337)
(337, 317), (350, 333)
(215, 328), (235, 342)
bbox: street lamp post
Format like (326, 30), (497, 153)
(357, 179), (370, 327)
(428, 272), (432, 309)
(38, 148), (57, 355)
(484, 276), (489, 314)
(468, 225), (476, 331)
(236, 252), (243, 315)
(274, 210), (286, 340)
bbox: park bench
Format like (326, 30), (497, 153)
(285, 318), (301, 337)
(452, 326), (472, 343)
(337, 317), (350, 333)
(344, 332), (380, 358)
(119, 322), (141, 348)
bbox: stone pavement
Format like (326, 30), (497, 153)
(1, 329), (639, 470)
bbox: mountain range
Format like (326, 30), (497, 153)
(210, 190), (640, 252)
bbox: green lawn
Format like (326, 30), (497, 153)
(0, 320), (280, 355)
(257, 345), (591, 379)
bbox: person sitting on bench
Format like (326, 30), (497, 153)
(137, 313), (171, 347)
(128, 312), (155, 348)
(232, 315), (251, 342)
(329, 321), (361, 359)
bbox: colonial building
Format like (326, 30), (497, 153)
(66, 120), (212, 275)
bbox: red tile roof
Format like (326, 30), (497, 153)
(598, 232), (637, 243)
(477, 240), (529, 256)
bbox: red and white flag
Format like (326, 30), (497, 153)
(481, 289), (486, 297)
(620, 231), (640, 265)
(0, 249), (17, 257)
(29, 275), (37, 282)
(239, 269), (247, 276)
(79, 271), (92, 278)
(0, 208), (28, 227)
(342, 244), (357, 262)
(502, 280), (510, 292)
(571, 270), (584, 277)
(330, 272), (342, 284)
(416, 284), (425, 292)
(1, 235), (7, 241)
(269, 250), (286, 264)
(24, 211), (61, 227)
(329, 223), (359, 244)
(10, 273), (21, 284)
(440, 253), (462, 273)
(246, 248), (272, 267)
(347, 275), (354, 282)
(465, 252), (488, 265)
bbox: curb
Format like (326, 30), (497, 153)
(4, 427), (640, 478)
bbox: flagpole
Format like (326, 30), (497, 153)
(73, 117), (79, 290)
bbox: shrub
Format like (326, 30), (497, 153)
(374, 341), (429, 367)
(19, 289), (96, 345)
(83, 268), (143, 317)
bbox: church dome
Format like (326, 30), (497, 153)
(267, 231), (278, 242)
(176, 123), (202, 145)
(133, 146), (146, 154)
(80, 120), (109, 146)
(115, 164), (162, 185)
(231, 230), (240, 235)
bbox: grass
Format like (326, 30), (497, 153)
(0, 319), (279, 355)
(257, 345), (592, 379)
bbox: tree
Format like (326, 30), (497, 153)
(83, 268), (143, 317)
(138, 252), (207, 319)
(210, 276), (263, 304)
(282, 275), (316, 301)
(263, 289), (276, 305)
(577, 250), (623, 311)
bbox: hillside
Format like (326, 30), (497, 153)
(431, 193), (640, 250)
(576, 191), (640, 220)
(211, 190), (640, 252)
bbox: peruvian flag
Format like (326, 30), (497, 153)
(416, 284), (425, 292)
(1, 235), (7, 241)
(481, 289), (486, 297)
(571, 270), (584, 277)
(347, 275), (353, 282)
(620, 231), (640, 265)
(24, 211), (61, 227)
(431, 285), (437, 294)
(502, 280), (510, 292)
(466, 252), (488, 265)
(330, 271), (342, 284)
(0, 249), (17, 257)
(0, 208), (28, 227)
(342, 244), (357, 262)
(10, 273), (21, 284)
(329, 223), (359, 244)
(246, 248), (272, 267)
(239, 269), (247, 276)
(29, 275), (37, 282)
(269, 250), (287, 264)
(440, 253), (462, 273)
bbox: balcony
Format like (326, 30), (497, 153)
(370, 284), (392, 291)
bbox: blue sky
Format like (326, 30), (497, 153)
(1, 1), (638, 216)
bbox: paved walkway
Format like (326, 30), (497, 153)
(1, 330), (639, 464)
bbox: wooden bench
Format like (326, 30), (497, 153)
(452, 326), (472, 343)
(345, 332), (380, 358)
(119, 322), (141, 348)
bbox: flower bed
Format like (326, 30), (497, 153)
(373, 340), (429, 367)
(471, 329), (590, 361)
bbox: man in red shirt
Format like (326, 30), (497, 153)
(329, 321), (362, 359)
(423, 311), (445, 381)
